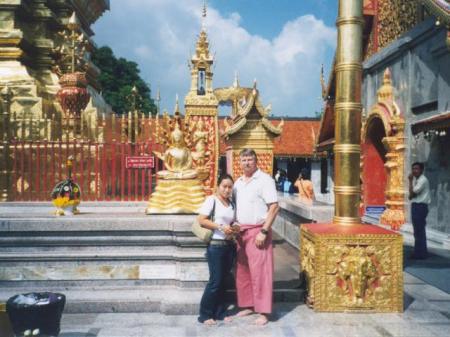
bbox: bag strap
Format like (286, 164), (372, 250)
(209, 198), (216, 222)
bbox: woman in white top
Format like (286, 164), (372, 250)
(197, 174), (239, 325)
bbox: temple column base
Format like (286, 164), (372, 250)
(146, 178), (205, 214)
(300, 223), (403, 312)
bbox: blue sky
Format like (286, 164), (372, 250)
(93, 0), (337, 117)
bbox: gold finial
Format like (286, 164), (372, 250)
(233, 71), (240, 88)
(320, 64), (327, 100)
(174, 94), (180, 113)
(377, 68), (394, 102)
(201, 0), (207, 31)
(67, 12), (80, 31)
(202, 0), (207, 18)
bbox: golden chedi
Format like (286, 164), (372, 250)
(146, 105), (205, 214)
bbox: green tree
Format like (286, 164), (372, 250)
(91, 46), (157, 115)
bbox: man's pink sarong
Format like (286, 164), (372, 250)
(236, 224), (273, 314)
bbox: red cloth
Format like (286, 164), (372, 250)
(236, 224), (273, 314)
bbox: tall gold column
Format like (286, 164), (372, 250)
(333, 0), (364, 225)
(300, 0), (403, 312)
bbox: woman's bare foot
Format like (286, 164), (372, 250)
(236, 308), (254, 317)
(203, 318), (217, 325)
(223, 315), (233, 323)
(253, 314), (269, 326)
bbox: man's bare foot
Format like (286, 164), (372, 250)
(203, 318), (217, 325)
(253, 314), (269, 326)
(236, 308), (254, 317)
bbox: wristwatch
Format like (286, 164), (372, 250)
(260, 228), (269, 235)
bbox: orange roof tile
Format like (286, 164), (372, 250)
(218, 118), (320, 157)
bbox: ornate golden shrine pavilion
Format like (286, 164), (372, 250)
(215, 78), (283, 178)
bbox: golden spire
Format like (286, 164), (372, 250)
(201, 0), (207, 31)
(377, 68), (393, 102)
(156, 86), (161, 114)
(174, 94), (180, 114)
(233, 71), (240, 88)
(320, 64), (327, 100)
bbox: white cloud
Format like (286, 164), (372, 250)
(93, 0), (336, 116)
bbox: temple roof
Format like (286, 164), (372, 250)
(215, 81), (283, 138)
(218, 118), (320, 157)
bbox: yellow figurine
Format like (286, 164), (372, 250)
(153, 122), (197, 180)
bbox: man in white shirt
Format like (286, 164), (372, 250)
(233, 148), (279, 325)
(408, 162), (431, 259)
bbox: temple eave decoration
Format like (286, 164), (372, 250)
(419, 0), (450, 26)
(219, 82), (283, 139)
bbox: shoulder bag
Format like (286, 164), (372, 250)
(192, 198), (216, 243)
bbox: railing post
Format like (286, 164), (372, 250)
(0, 86), (13, 201)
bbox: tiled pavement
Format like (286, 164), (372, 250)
(57, 247), (450, 337)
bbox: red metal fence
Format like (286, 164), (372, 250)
(9, 138), (159, 202)
(1, 111), (168, 202)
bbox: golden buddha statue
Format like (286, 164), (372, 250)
(146, 108), (205, 214)
(154, 122), (197, 179)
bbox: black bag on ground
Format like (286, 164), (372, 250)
(6, 292), (66, 336)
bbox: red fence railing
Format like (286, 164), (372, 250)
(9, 139), (159, 201)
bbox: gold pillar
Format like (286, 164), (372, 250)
(333, 0), (364, 226)
(300, 0), (403, 312)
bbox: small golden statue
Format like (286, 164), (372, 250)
(146, 104), (205, 214)
(154, 122), (197, 180)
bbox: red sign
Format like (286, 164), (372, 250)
(125, 156), (154, 169)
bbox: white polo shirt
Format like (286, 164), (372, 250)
(233, 169), (278, 225)
(412, 174), (431, 204)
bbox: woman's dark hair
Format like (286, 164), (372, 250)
(217, 173), (234, 185)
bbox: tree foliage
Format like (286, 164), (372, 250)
(91, 46), (157, 115)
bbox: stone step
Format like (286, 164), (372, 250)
(0, 248), (205, 260)
(0, 236), (203, 248)
(0, 285), (305, 314)
(0, 215), (196, 232)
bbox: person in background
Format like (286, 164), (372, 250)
(408, 162), (431, 259)
(274, 170), (281, 186)
(283, 178), (292, 194)
(294, 168), (315, 204)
